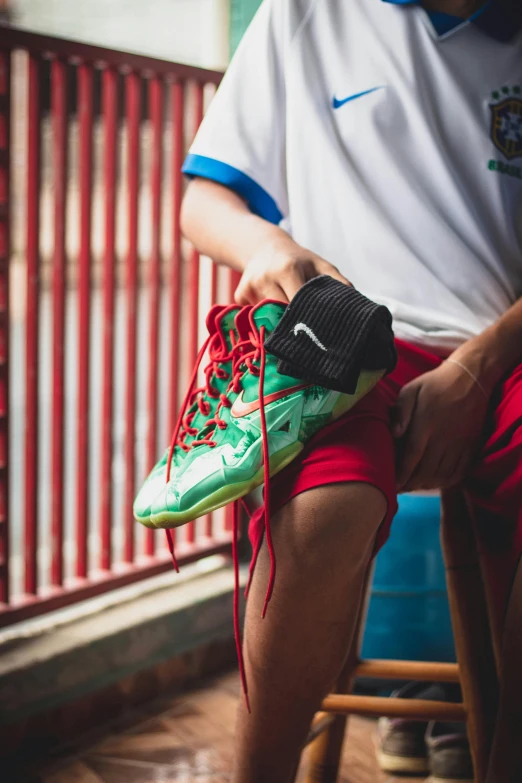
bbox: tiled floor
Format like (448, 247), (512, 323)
(29, 672), (413, 783)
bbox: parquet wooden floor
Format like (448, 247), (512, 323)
(32, 672), (416, 783)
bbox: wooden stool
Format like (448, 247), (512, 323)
(299, 489), (500, 783)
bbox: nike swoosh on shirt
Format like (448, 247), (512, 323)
(332, 86), (385, 110)
(230, 384), (310, 418)
(293, 323), (328, 351)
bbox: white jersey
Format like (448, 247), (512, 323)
(183, 0), (522, 352)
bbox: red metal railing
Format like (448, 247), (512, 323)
(100, 66), (118, 574)
(0, 48), (10, 607)
(0, 28), (242, 628)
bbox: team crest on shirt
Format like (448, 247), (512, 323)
(489, 86), (522, 161)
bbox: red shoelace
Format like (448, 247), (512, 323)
(164, 316), (275, 713)
(167, 328), (238, 469)
(164, 328), (237, 572)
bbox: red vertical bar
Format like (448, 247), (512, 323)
(226, 267), (241, 547)
(225, 505), (233, 533)
(144, 76), (163, 558)
(76, 63), (93, 579)
(226, 270), (241, 533)
(167, 80), (184, 439)
(50, 59), (67, 587)
(0, 52), (10, 603)
(123, 71), (140, 564)
(187, 82), (203, 369)
(207, 251), (217, 570)
(99, 68), (117, 571)
(229, 268), (241, 304)
(165, 80), (184, 554)
(224, 222), (242, 535)
(203, 201), (213, 542)
(205, 242), (217, 574)
(186, 82), (204, 546)
(24, 54), (40, 595)
(208, 253), (217, 562)
(210, 261), (218, 306)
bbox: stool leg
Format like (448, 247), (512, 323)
(301, 641), (357, 783)
(441, 488), (498, 783)
(300, 568), (373, 783)
(486, 554), (522, 783)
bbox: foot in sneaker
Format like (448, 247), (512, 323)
(149, 299), (383, 530)
(425, 721), (474, 783)
(377, 682), (432, 775)
(133, 303), (242, 526)
(377, 682), (466, 776)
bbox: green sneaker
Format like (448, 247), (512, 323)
(133, 303), (242, 526)
(149, 300), (384, 529)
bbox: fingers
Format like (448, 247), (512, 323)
(392, 383), (419, 439)
(395, 398), (427, 490)
(402, 441), (474, 492)
(396, 438), (427, 491)
(234, 283), (249, 305)
(235, 279), (287, 305)
(266, 282), (289, 303)
(234, 255), (347, 306)
(402, 445), (445, 491)
(437, 448), (472, 488)
(317, 260), (351, 287)
(235, 260), (308, 305)
(280, 267), (308, 301)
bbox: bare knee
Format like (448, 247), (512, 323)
(273, 482), (387, 569)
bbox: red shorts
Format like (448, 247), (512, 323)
(249, 340), (522, 617)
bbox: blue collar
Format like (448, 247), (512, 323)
(382, 0), (522, 41)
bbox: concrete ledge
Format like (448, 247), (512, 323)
(0, 565), (245, 728)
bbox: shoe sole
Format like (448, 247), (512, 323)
(147, 440), (304, 529)
(426, 777), (474, 783)
(133, 474), (167, 526)
(376, 750), (429, 774)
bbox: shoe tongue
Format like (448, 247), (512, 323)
(215, 304), (241, 351)
(206, 304), (226, 335)
(250, 300), (287, 336)
(234, 305), (254, 342)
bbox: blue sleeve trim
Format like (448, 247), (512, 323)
(427, 2), (491, 37)
(427, 10), (464, 35)
(182, 154), (283, 225)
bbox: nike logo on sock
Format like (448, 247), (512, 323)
(293, 323), (328, 351)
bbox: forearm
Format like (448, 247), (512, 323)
(450, 297), (522, 393)
(180, 178), (295, 272)
(181, 177), (349, 304)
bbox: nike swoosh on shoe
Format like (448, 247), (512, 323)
(230, 384), (310, 418)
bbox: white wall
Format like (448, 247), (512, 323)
(9, 0), (229, 70)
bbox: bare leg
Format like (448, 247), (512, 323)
(232, 482), (387, 783)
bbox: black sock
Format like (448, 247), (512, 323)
(265, 275), (397, 394)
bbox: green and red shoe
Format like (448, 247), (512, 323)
(149, 300), (384, 529)
(133, 303), (243, 525)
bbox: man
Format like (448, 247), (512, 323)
(180, 1), (522, 781)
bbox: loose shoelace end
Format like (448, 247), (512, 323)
(165, 529), (180, 573)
